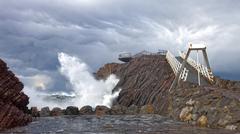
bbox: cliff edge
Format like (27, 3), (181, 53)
(0, 59), (31, 130)
(96, 54), (240, 130)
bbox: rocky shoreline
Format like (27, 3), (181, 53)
(1, 54), (240, 132)
(96, 55), (240, 131)
(29, 104), (155, 117)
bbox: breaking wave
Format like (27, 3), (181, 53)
(24, 52), (120, 109)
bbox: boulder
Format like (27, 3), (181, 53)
(30, 107), (39, 117)
(197, 115), (208, 127)
(125, 105), (139, 115)
(110, 105), (127, 115)
(51, 107), (63, 116)
(79, 106), (94, 115)
(179, 107), (193, 121)
(95, 105), (110, 117)
(40, 107), (50, 117)
(65, 106), (79, 115)
(139, 104), (155, 114)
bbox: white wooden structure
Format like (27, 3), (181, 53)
(166, 51), (189, 81)
(169, 43), (214, 91)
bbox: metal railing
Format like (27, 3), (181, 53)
(119, 52), (132, 59)
(166, 51), (189, 81)
(157, 49), (167, 55)
(179, 51), (214, 82)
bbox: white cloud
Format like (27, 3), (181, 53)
(18, 74), (53, 90)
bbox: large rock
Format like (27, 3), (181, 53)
(96, 55), (175, 116)
(65, 106), (79, 115)
(30, 107), (39, 117)
(197, 115), (208, 127)
(110, 105), (127, 115)
(95, 105), (110, 117)
(179, 106), (193, 121)
(0, 58), (31, 130)
(139, 104), (155, 114)
(51, 107), (63, 116)
(96, 53), (240, 129)
(40, 107), (50, 117)
(79, 106), (94, 115)
(125, 105), (140, 115)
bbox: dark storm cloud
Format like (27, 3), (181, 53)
(0, 0), (240, 91)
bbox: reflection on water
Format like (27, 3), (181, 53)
(5, 115), (235, 134)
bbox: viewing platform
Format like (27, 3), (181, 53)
(118, 50), (167, 62)
(118, 52), (132, 62)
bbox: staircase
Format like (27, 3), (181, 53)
(166, 51), (189, 81)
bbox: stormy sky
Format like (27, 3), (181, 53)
(0, 0), (240, 91)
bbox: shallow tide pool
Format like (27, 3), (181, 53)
(4, 115), (237, 134)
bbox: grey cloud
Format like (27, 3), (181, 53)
(0, 0), (240, 93)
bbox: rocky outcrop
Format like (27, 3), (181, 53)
(30, 107), (39, 117)
(170, 87), (240, 129)
(65, 106), (79, 115)
(96, 54), (240, 130)
(110, 105), (127, 115)
(96, 55), (175, 115)
(0, 59), (31, 130)
(95, 106), (110, 117)
(40, 107), (51, 117)
(214, 77), (240, 89)
(79, 106), (94, 115)
(51, 107), (63, 116)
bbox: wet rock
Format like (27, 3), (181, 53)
(103, 124), (114, 128)
(197, 115), (208, 127)
(139, 104), (155, 114)
(179, 107), (193, 121)
(79, 105), (94, 115)
(65, 106), (79, 115)
(30, 107), (39, 117)
(125, 105), (140, 115)
(110, 105), (127, 115)
(51, 107), (63, 116)
(40, 107), (50, 117)
(225, 125), (237, 130)
(95, 105), (110, 116)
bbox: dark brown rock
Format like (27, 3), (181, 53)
(96, 54), (240, 129)
(51, 107), (63, 116)
(96, 55), (175, 116)
(40, 107), (50, 117)
(139, 104), (155, 114)
(79, 105), (94, 115)
(95, 105), (110, 117)
(65, 106), (79, 115)
(110, 105), (127, 115)
(30, 107), (39, 117)
(125, 105), (140, 115)
(0, 58), (31, 130)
